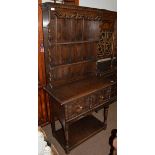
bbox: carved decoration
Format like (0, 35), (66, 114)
(97, 21), (114, 59)
(43, 2), (116, 21)
(46, 17), (57, 89)
(97, 30), (113, 59)
(49, 19), (56, 42)
(43, 2), (116, 88)
(53, 10), (102, 21)
(46, 2), (104, 21)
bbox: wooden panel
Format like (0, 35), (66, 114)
(57, 18), (72, 42)
(38, 0), (51, 125)
(47, 61), (97, 87)
(56, 18), (85, 42)
(83, 20), (101, 41)
(47, 42), (97, 66)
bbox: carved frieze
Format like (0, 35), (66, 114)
(43, 2), (116, 23)
(53, 10), (102, 21)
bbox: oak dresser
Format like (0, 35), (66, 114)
(42, 2), (117, 153)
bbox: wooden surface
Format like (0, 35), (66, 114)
(42, 2), (116, 88)
(38, 0), (51, 126)
(42, 2), (117, 153)
(45, 76), (115, 104)
(54, 115), (106, 151)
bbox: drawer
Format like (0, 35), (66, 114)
(97, 87), (111, 105)
(65, 87), (111, 120)
(65, 97), (90, 120)
(88, 87), (111, 108)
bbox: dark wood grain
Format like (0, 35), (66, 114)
(38, 0), (51, 126)
(42, 2), (117, 153)
(45, 76), (115, 104)
(54, 115), (106, 151)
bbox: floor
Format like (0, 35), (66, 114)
(42, 102), (117, 155)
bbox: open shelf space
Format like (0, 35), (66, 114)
(54, 115), (106, 151)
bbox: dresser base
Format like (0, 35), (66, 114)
(53, 115), (106, 154)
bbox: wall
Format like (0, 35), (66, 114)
(42, 0), (57, 3)
(79, 0), (117, 11)
(42, 0), (117, 11)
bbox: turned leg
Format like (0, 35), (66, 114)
(103, 106), (109, 129)
(51, 101), (56, 137)
(64, 123), (70, 154)
(51, 118), (56, 137)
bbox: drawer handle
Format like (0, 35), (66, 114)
(100, 95), (105, 100)
(75, 106), (83, 113)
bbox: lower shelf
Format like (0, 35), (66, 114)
(54, 115), (106, 152)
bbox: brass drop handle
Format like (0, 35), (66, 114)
(100, 95), (105, 100)
(76, 106), (83, 113)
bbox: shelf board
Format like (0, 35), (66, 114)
(54, 115), (106, 151)
(51, 40), (98, 45)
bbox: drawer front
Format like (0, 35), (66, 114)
(87, 87), (111, 109)
(96, 87), (111, 105)
(65, 97), (90, 120)
(65, 87), (111, 120)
